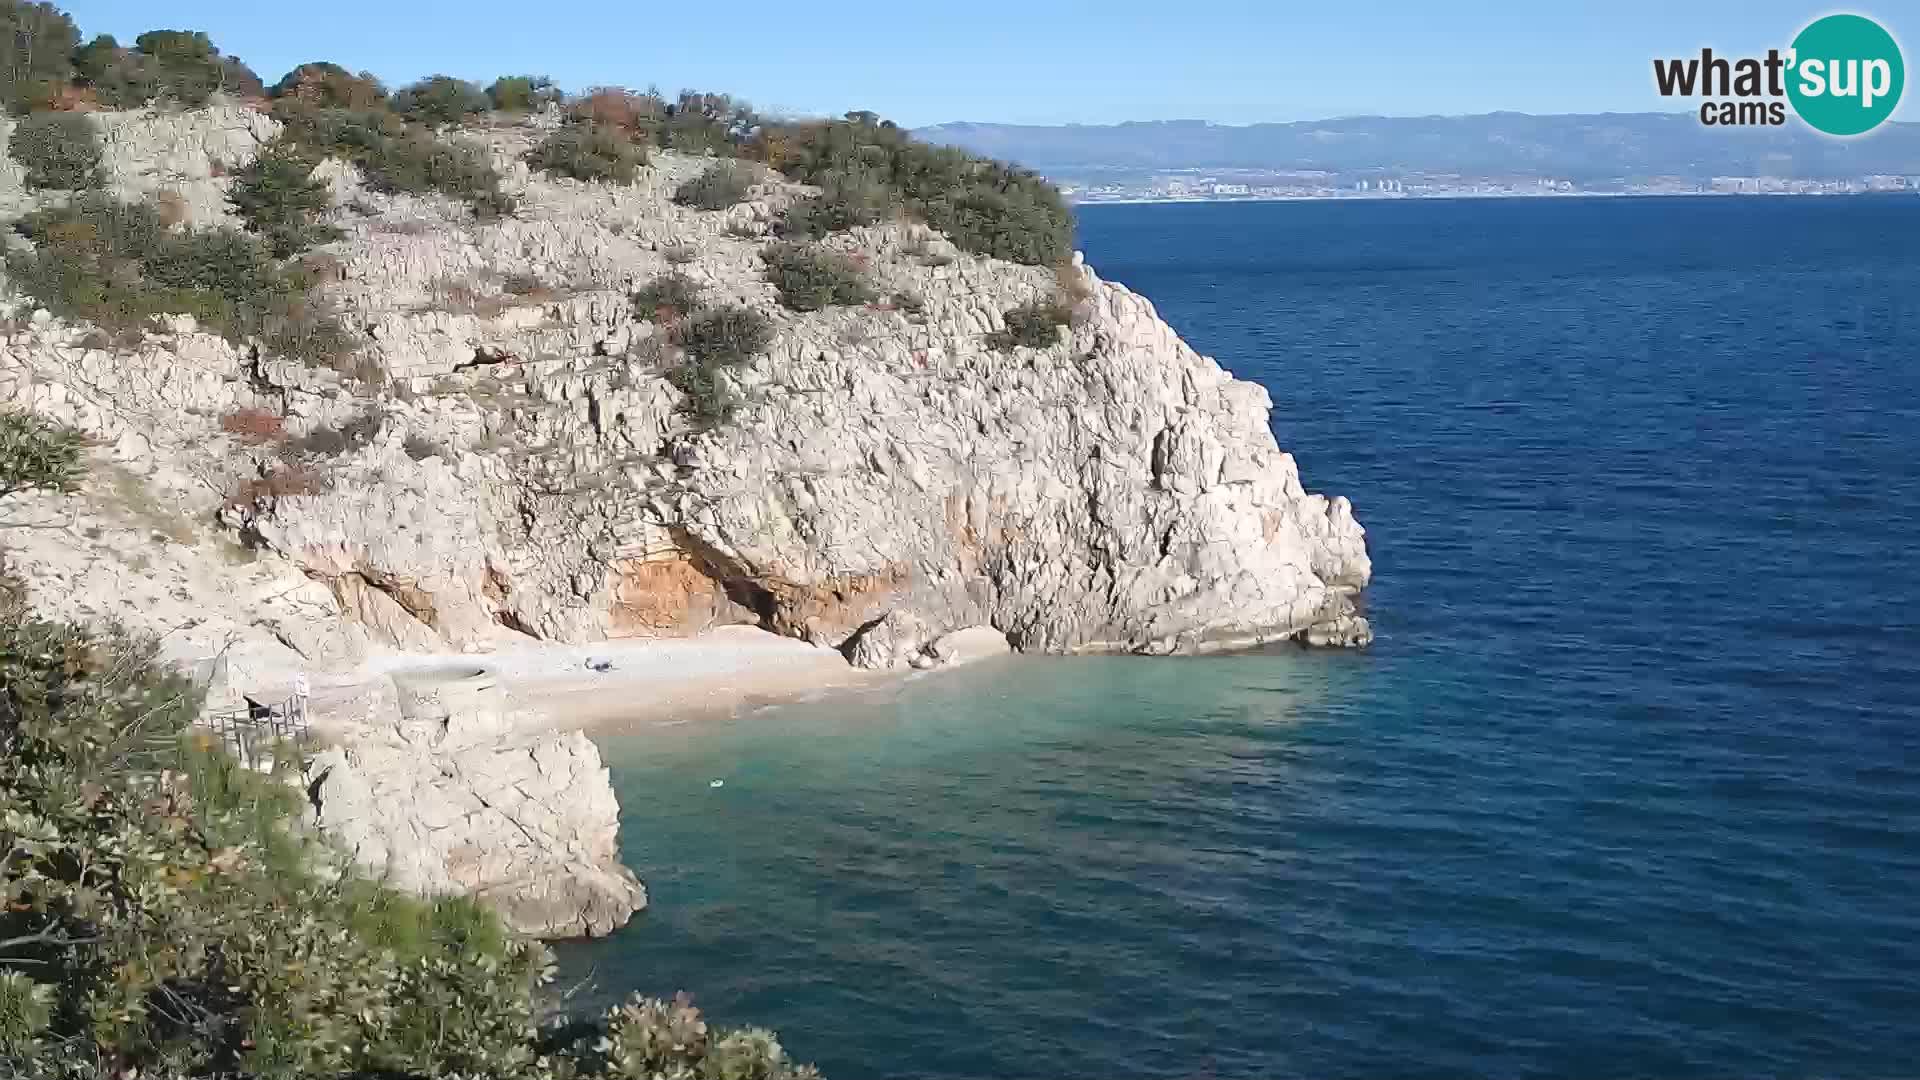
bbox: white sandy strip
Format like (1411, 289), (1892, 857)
(352, 625), (886, 733)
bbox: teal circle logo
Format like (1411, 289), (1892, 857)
(1787, 14), (1904, 136)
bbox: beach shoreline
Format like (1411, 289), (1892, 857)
(316, 625), (895, 736)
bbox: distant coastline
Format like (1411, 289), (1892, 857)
(1071, 188), (1920, 207)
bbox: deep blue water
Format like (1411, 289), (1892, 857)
(562, 196), (1920, 1079)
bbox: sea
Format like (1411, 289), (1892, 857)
(558, 196), (1920, 1079)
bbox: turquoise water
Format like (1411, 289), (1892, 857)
(561, 197), (1920, 1078)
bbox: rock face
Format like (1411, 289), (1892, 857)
(301, 669), (645, 938)
(0, 104), (1370, 930)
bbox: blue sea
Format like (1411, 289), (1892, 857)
(560, 196), (1920, 1079)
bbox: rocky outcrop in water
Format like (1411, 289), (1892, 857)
(301, 670), (645, 938)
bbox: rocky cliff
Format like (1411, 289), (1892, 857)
(0, 105), (1370, 934)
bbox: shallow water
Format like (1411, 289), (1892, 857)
(561, 196), (1920, 1079)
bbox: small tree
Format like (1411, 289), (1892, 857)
(391, 74), (489, 126)
(673, 162), (753, 211)
(0, 410), (85, 501)
(269, 61), (388, 109)
(486, 74), (558, 113)
(132, 28), (227, 104)
(761, 242), (874, 312)
(7, 112), (102, 190)
(229, 140), (340, 256)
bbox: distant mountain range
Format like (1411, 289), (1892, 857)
(915, 113), (1920, 181)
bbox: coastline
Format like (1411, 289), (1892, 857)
(1069, 189), (1919, 206)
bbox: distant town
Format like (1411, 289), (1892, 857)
(1053, 171), (1920, 204)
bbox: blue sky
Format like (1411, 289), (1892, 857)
(61, 1), (1916, 126)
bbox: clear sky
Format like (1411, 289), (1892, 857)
(58, 1), (1917, 126)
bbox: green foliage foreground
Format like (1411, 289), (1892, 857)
(0, 408), (85, 501)
(0, 608), (825, 1079)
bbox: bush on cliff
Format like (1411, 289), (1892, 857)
(7, 111), (101, 190)
(525, 123), (645, 184)
(761, 241), (874, 312)
(228, 140), (340, 256)
(670, 304), (772, 425)
(987, 297), (1072, 351)
(0, 408), (85, 500)
(0, 0), (79, 112)
(488, 74), (560, 113)
(5, 194), (347, 364)
(274, 102), (514, 217)
(632, 272), (704, 322)
(673, 161), (754, 210)
(778, 168), (895, 238)
(657, 90), (757, 155)
(392, 74), (489, 126)
(269, 61), (387, 109)
(563, 88), (755, 154)
(757, 113), (1072, 265)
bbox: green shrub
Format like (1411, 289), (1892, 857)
(670, 304), (772, 425)
(365, 127), (512, 212)
(988, 297), (1073, 351)
(890, 289), (925, 315)
(0, 1), (78, 113)
(5, 194), (332, 356)
(761, 241), (874, 311)
(657, 90), (757, 154)
(228, 140), (340, 256)
(674, 303), (771, 366)
(0, 408), (85, 501)
(256, 290), (356, 370)
(525, 123), (644, 184)
(598, 993), (822, 1080)
(673, 161), (754, 210)
(758, 113), (1072, 265)
(7, 111), (101, 190)
(487, 74), (558, 113)
(632, 273), (704, 321)
(779, 168), (895, 237)
(275, 102), (513, 216)
(393, 74), (489, 126)
(269, 61), (387, 108)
